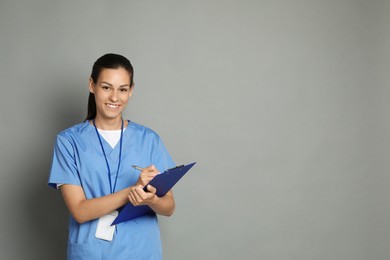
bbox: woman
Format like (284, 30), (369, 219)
(48, 53), (175, 259)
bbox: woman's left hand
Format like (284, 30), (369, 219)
(128, 184), (157, 206)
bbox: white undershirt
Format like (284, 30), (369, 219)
(97, 128), (126, 148)
(56, 128), (126, 189)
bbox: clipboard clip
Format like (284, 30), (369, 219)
(167, 165), (184, 172)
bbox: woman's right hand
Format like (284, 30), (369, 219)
(135, 165), (159, 187)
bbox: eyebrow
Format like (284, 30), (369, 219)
(100, 81), (131, 88)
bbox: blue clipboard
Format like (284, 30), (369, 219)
(112, 162), (196, 225)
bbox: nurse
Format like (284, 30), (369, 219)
(48, 53), (176, 259)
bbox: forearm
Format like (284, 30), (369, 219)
(77, 188), (131, 222)
(149, 191), (175, 217)
(61, 185), (131, 224)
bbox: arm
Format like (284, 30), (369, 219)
(60, 185), (131, 224)
(128, 165), (176, 216)
(128, 185), (176, 217)
(52, 135), (128, 224)
(60, 165), (174, 223)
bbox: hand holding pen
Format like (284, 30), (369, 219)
(129, 165), (159, 206)
(132, 165), (159, 187)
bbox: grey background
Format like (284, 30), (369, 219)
(0, 0), (389, 259)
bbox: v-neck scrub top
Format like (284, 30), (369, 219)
(48, 120), (175, 260)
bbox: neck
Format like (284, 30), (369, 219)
(93, 116), (123, 130)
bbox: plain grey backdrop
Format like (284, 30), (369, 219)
(0, 0), (389, 259)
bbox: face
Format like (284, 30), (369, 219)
(89, 67), (133, 122)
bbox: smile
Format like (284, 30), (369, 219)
(106, 103), (120, 109)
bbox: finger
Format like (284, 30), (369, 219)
(128, 194), (136, 206)
(147, 173), (157, 179)
(138, 172), (154, 185)
(141, 166), (154, 175)
(146, 184), (156, 194)
(147, 165), (159, 174)
(140, 172), (156, 181)
(137, 186), (155, 203)
(128, 193), (137, 206)
(134, 189), (144, 203)
(134, 185), (147, 199)
(131, 186), (144, 204)
(143, 171), (155, 177)
(130, 186), (141, 203)
(144, 165), (155, 171)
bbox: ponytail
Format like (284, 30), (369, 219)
(85, 93), (96, 121)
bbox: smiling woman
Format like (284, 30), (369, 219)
(86, 54), (134, 126)
(48, 53), (176, 260)
(89, 67), (133, 128)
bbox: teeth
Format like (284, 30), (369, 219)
(106, 104), (119, 108)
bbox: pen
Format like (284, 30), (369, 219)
(132, 165), (143, 171)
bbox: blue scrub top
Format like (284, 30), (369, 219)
(48, 120), (175, 260)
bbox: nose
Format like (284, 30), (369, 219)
(109, 89), (119, 102)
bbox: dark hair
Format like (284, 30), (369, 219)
(85, 53), (134, 121)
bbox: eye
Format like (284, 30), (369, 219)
(101, 86), (110, 91)
(120, 88), (129, 92)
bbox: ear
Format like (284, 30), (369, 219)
(88, 78), (95, 93)
(128, 84), (135, 97)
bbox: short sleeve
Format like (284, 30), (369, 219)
(152, 135), (175, 172)
(48, 134), (81, 189)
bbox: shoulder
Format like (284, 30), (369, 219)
(127, 121), (161, 140)
(56, 121), (92, 142)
